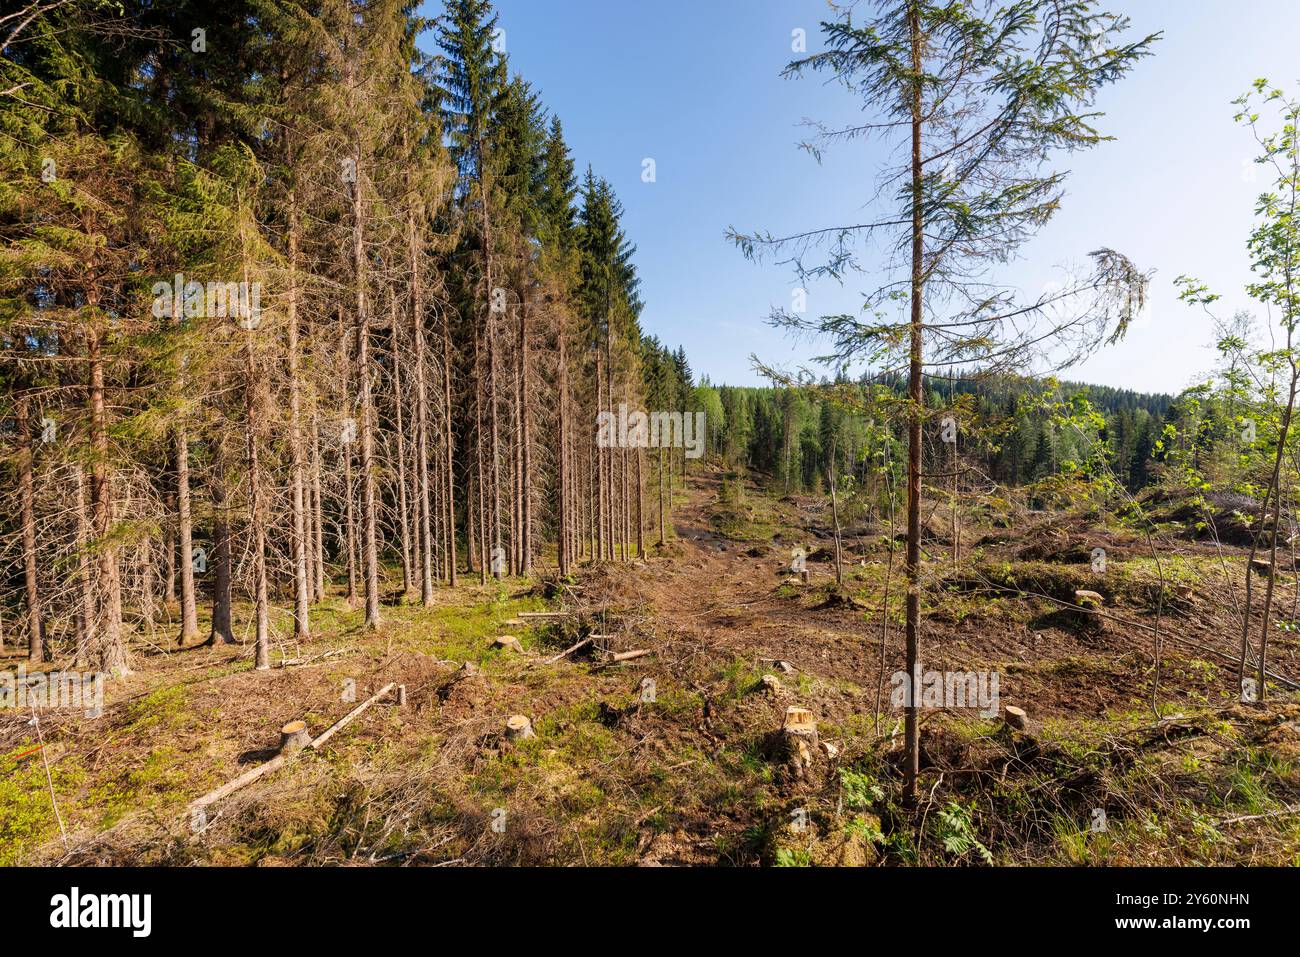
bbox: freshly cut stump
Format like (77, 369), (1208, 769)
(279, 720), (310, 755)
(1003, 705), (1040, 735)
(493, 636), (524, 654)
(505, 715), (535, 741)
(780, 707), (820, 781)
(1071, 590), (1105, 634)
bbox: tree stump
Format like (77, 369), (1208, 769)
(1250, 558), (1274, 579)
(779, 707), (820, 781)
(760, 674), (782, 696)
(492, 636), (523, 654)
(396, 685), (407, 707)
(505, 714), (535, 741)
(1071, 590), (1105, 634)
(279, 720), (309, 755)
(1003, 705), (1039, 735)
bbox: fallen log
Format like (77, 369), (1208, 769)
(189, 681), (397, 812)
(310, 682), (397, 749)
(517, 611), (573, 620)
(607, 648), (651, 663)
(277, 648), (352, 669)
(540, 637), (592, 665)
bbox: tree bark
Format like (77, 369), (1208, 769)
(408, 206), (435, 603)
(175, 423), (200, 644)
(208, 444), (236, 645)
(87, 323), (128, 673)
(352, 156), (382, 629)
(287, 191), (311, 638)
(16, 386), (44, 663)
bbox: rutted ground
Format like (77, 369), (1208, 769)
(3, 464), (1299, 865)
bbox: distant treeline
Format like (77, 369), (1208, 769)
(690, 372), (1174, 494)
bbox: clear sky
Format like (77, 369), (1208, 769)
(419, 0), (1300, 397)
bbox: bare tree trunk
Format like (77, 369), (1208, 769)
(340, 308), (359, 608)
(352, 169), (382, 628)
(658, 447), (666, 544)
(903, 3), (924, 807)
(509, 321), (521, 574)
(16, 387), (43, 663)
(1249, 368), (1299, 701)
(520, 292), (533, 573)
(163, 490), (177, 605)
(441, 302), (458, 587)
(175, 423), (200, 644)
(488, 310), (502, 579)
(409, 209), (435, 604)
(208, 444), (236, 646)
(828, 449), (844, 586)
(287, 193), (311, 638)
(625, 448), (632, 559)
(475, 325), (488, 585)
(635, 447), (644, 557)
(557, 316), (569, 576)
(310, 409), (326, 602)
(596, 353), (606, 562)
(73, 464), (95, 668)
(241, 229), (271, 669)
(391, 294), (413, 594)
(87, 324), (128, 674)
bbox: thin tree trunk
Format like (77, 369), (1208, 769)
(520, 292), (532, 573)
(557, 317), (569, 575)
(287, 191), (311, 638)
(73, 464), (95, 669)
(829, 450), (844, 587)
(241, 223), (270, 670)
(16, 388), (43, 663)
(903, 2), (924, 807)
(442, 301), (458, 587)
(175, 423), (200, 644)
(658, 447), (666, 544)
(409, 207), (435, 604)
(208, 444), (235, 646)
(1250, 368), (1299, 701)
(341, 309), (359, 608)
(392, 294), (413, 594)
(635, 447), (644, 557)
(163, 491), (177, 605)
(353, 175), (382, 629)
(87, 323), (128, 674)
(311, 409), (327, 602)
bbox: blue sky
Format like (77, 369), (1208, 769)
(419, 0), (1300, 396)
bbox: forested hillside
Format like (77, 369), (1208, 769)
(693, 375), (1173, 495)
